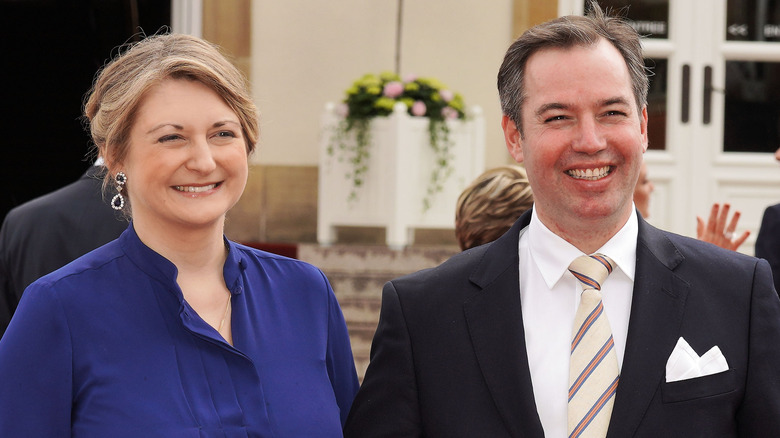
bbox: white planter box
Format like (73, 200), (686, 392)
(318, 102), (485, 248)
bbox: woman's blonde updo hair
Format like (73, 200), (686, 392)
(84, 32), (259, 189)
(455, 165), (534, 251)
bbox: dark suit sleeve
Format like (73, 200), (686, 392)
(754, 206), (780, 295)
(737, 259), (780, 435)
(344, 281), (422, 437)
(0, 220), (15, 337)
(0, 276), (12, 337)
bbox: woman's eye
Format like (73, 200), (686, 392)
(216, 131), (236, 138)
(158, 134), (182, 143)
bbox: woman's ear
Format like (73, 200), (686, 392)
(98, 148), (119, 173)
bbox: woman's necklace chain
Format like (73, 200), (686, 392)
(217, 292), (232, 334)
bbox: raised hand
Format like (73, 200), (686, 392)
(696, 203), (750, 251)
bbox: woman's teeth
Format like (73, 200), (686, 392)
(174, 184), (217, 193)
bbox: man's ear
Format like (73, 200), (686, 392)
(502, 115), (524, 163)
(640, 105), (649, 152)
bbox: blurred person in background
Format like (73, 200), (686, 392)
(755, 146), (780, 293)
(455, 165), (533, 250)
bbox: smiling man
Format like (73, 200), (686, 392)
(345, 3), (780, 437)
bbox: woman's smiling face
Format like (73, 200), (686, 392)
(121, 78), (249, 232)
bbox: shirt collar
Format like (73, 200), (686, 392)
(120, 222), (247, 300)
(120, 223), (179, 291)
(528, 205), (638, 289)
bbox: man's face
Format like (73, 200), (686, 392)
(502, 38), (648, 238)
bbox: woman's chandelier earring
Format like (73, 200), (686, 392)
(111, 172), (127, 211)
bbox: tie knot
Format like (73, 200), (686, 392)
(569, 253), (614, 291)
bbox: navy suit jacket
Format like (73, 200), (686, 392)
(345, 210), (780, 437)
(755, 203), (780, 295)
(0, 166), (127, 335)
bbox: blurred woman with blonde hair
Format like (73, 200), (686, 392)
(455, 165), (533, 250)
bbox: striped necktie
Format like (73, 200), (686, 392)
(567, 254), (619, 438)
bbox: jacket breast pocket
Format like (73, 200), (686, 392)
(661, 369), (737, 403)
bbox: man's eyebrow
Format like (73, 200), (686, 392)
(535, 102), (568, 117)
(601, 97), (631, 106)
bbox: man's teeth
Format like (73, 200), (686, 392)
(568, 166), (611, 180)
(175, 184), (217, 193)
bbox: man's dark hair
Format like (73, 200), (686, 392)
(497, 1), (648, 137)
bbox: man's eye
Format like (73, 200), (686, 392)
(545, 115), (566, 122)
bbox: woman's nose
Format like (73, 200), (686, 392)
(186, 140), (217, 173)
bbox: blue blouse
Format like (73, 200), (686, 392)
(0, 225), (359, 437)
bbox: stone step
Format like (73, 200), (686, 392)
(298, 243), (460, 381)
(298, 243), (458, 275)
(336, 294), (382, 323)
(346, 320), (377, 381)
(334, 293), (382, 380)
(326, 272), (393, 300)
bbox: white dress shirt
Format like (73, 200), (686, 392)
(518, 206), (637, 438)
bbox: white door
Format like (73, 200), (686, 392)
(557, 0), (780, 254)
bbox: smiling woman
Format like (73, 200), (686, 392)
(0, 33), (358, 437)
(122, 78), (250, 237)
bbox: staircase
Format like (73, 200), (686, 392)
(299, 243), (459, 380)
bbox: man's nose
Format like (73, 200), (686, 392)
(571, 118), (607, 154)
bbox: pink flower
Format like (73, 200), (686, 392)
(383, 81), (404, 98)
(441, 106), (458, 120)
(439, 89), (454, 102)
(411, 100), (427, 116)
(403, 73), (417, 82)
(335, 103), (349, 118)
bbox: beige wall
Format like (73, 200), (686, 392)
(202, 0), (251, 77)
(513, 0), (558, 38)
(251, 0), (514, 169)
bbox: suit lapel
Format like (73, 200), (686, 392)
(463, 213), (545, 438)
(608, 217), (690, 437)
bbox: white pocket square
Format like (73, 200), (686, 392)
(665, 337), (729, 383)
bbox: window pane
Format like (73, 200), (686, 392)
(726, 0), (780, 42)
(646, 58), (667, 151)
(586, 0), (670, 39)
(724, 61), (780, 152)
